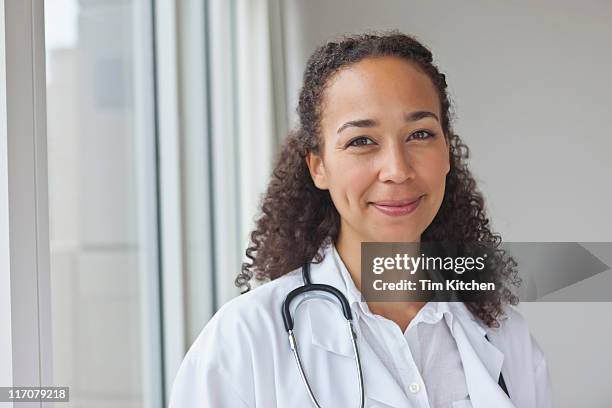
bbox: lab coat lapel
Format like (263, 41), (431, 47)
(450, 303), (515, 407)
(306, 246), (410, 408)
(307, 306), (411, 408)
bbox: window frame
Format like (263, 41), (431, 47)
(0, 0), (53, 399)
(2, 0), (168, 406)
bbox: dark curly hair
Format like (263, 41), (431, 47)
(236, 31), (520, 327)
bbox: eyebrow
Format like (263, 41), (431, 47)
(336, 111), (439, 134)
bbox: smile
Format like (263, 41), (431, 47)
(371, 196), (423, 217)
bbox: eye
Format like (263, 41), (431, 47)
(408, 130), (435, 141)
(346, 136), (375, 148)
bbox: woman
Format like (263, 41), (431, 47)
(170, 31), (552, 408)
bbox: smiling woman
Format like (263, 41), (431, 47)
(170, 31), (552, 408)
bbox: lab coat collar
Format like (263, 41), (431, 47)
(306, 242), (514, 407)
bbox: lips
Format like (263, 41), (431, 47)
(370, 195), (423, 217)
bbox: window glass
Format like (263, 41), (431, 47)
(45, 0), (162, 406)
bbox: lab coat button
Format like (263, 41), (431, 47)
(408, 382), (421, 393)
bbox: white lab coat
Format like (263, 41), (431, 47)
(169, 244), (553, 408)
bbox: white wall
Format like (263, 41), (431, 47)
(282, 0), (612, 405)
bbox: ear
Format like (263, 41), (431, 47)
(305, 151), (329, 190)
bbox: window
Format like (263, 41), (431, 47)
(45, 0), (163, 406)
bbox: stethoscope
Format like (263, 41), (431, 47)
(281, 262), (365, 408)
(281, 262), (509, 407)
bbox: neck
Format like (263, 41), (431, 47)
(335, 227), (428, 332)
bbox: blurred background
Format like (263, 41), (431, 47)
(2, 0), (611, 407)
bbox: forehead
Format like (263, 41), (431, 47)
(320, 56), (441, 127)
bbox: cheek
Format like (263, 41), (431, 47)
(413, 148), (449, 191)
(327, 156), (376, 206)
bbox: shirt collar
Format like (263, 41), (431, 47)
(327, 242), (457, 333)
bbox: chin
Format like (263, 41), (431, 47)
(372, 230), (421, 243)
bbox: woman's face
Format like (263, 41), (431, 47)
(306, 56), (450, 243)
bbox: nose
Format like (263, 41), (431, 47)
(378, 143), (415, 184)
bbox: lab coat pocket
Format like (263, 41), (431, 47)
(364, 396), (396, 408)
(452, 399), (473, 408)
